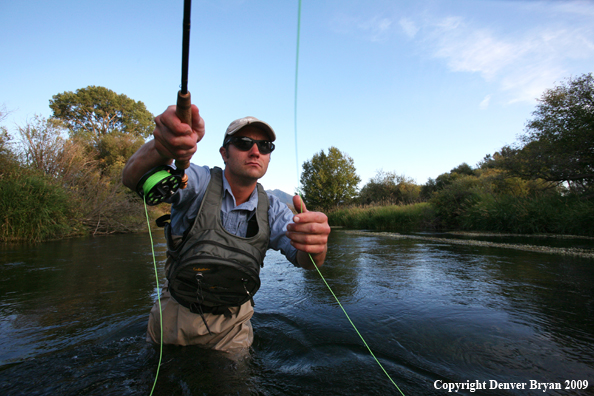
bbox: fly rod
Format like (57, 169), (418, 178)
(136, 0), (193, 204)
(175, 0), (193, 189)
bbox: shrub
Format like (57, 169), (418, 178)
(0, 171), (81, 242)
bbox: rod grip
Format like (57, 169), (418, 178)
(175, 90), (192, 188)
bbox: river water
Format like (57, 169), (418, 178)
(1, 230), (593, 395)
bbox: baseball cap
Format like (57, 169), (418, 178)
(223, 116), (276, 144)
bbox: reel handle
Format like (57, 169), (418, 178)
(175, 90), (192, 188)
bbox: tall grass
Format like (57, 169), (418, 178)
(328, 202), (437, 232)
(0, 171), (81, 242)
(329, 194), (594, 237)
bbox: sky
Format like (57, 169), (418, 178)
(2, 0), (594, 194)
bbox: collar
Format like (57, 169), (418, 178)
(221, 171), (258, 211)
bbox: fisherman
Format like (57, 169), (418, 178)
(122, 104), (330, 351)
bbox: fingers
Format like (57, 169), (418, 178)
(292, 194), (307, 213)
(191, 105), (206, 143)
(291, 240), (327, 255)
(286, 210), (331, 254)
(153, 105), (204, 161)
(289, 211), (328, 230)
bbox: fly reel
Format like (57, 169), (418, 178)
(136, 165), (183, 205)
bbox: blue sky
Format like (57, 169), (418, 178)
(2, 0), (593, 194)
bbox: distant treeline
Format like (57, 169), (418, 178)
(312, 74), (594, 236)
(2, 74), (593, 242)
(328, 167), (594, 236)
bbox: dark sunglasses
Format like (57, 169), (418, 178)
(225, 136), (275, 154)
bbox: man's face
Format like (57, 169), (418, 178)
(220, 126), (271, 184)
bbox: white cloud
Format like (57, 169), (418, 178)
(479, 95), (491, 110)
(359, 16), (393, 42)
(432, 27), (524, 81)
(330, 1), (594, 104)
(330, 14), (393, 42)
(399, 17), (419, 38)
(414, 3), (594, 104)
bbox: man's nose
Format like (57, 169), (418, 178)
(248, 143), (261, 156)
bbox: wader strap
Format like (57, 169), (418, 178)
(155, 214), (171, 227)
(190, 302), (213, 335)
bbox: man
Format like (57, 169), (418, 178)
(122, 104), (330, 351)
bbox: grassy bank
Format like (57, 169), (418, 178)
(328, 202), (437, 232)
(328, 195), (594, 237)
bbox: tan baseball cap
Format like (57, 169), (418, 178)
(223, 116), (276, 144)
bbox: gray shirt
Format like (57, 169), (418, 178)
(167, 164), (298, 265)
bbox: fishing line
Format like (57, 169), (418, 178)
(144, 196), (163, 396)
(293, 2), (405, 394)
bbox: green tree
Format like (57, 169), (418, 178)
(49, 86), (153, 169)
(500, 73), (594, 194)
(359, 169), (420, 205)
(300, 146), (360, 212)
(421, 162), (476, 200)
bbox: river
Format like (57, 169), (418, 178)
(1, 230), (593, 395)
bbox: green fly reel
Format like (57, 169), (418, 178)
(136, 165), (183, 205)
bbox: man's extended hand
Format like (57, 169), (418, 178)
(286, 195), (331, 269)
(153, 104), (205, 162)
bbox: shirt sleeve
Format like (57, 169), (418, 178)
(267, 194), (299, 266)
(167, 164), (211, 235)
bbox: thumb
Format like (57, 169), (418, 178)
(293, 194), (308, 214)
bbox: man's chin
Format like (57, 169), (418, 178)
(240, 168), (266, 181)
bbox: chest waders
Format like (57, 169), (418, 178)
(161, 167), (269, 329)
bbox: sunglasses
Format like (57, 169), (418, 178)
(225, 136), (275, 155)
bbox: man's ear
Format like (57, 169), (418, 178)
(220, 146), (228, 164)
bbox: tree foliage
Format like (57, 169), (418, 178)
(16, 115), (80, 178)
(49, 86), (152, 169)
(300, 146), (360, 212)
(499, 73), (594, 194)
(359, 169), (420, 205)
(421, 162), (476, 200)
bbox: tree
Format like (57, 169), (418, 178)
(421, 162), (477, 200)
(0, 105), (20, 173)
(0, 105), (11, 161)
(49, 86), (153, 169)
(16, 115), (78, 178)
(359, 169), (420, 205)
(300, 146), (360, 212)
(501, 73), (594, 194)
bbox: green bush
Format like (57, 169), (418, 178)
(0, 171), (81, 242)
(429, 175), (484, 228)
(459, 193), (594, 236)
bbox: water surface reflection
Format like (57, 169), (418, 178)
(0, 230), (593, 395)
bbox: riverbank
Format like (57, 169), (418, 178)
(328, 197), (594, 237)
(344, 230), (594, 259)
